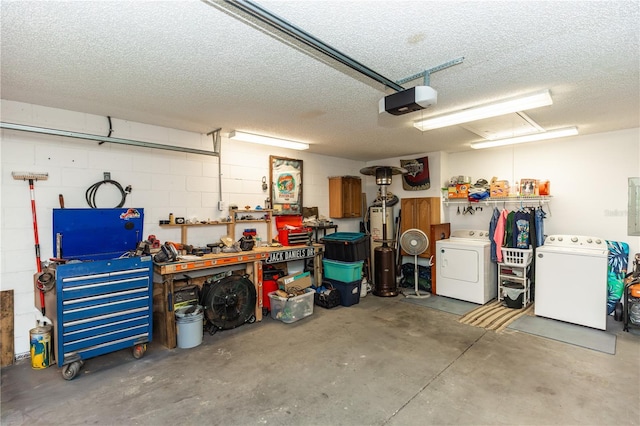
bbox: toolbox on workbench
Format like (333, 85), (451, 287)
(275, 215), (312, 246)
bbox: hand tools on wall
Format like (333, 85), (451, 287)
(12, 171), (49, 316)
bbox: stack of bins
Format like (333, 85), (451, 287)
(320, 232), (370, 306)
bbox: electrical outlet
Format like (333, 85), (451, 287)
(104, 172), (111, 180)
(218, 200), (225, 211)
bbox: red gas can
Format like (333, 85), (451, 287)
(262, 268), (285, 312)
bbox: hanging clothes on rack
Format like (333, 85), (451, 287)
(491, 205), (547, 259)
(529, 210), (538, 248)
(504, 210), (515, 248)
(513, 209), (531, 248)
(535, 206), (546, 245)
(489, 207), (501, 263)
(493, 208), (509, 263)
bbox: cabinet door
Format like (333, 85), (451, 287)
(400, 197), (441, 258)
(344, 177), (362, 217)
(329, 177), (362, 218)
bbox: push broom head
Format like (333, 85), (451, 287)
(12, 172), (49, 181)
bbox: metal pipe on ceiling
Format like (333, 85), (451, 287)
(207, 129), (224, 207)
(217, 0), (405, 92)
(0, 122), (220, 157)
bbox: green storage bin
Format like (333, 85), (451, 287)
(322, 259), (364, 282)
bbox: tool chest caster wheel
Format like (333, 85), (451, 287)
(614, 302), (623, 321)
(132, 344), (147, 359)
(62, 361), (84, 381)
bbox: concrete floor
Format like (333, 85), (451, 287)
(2, 294), (639, 426)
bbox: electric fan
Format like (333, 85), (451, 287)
(201, 274), (257, 334)
(399, 228), (430, 299)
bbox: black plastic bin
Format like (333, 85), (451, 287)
(321, 232), (370, 262)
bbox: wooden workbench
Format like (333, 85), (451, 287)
(153, 244), (324, 349)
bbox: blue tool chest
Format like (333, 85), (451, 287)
(45, 208), (152, 380)
(54, 256), (153, 368)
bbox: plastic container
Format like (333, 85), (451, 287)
(314, 282), (341, 309)
(502, 282), (525, 309)
(268, 288), (315, 323)
(321, 232), (370, 262)
(500, 248), (533, 267)
(325, 278), (362, 307)
(175, 305), (204, 349)
(322, 259), (364, 282)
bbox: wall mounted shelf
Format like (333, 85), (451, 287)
(160, 222), (230, 245)
(442, 196), (552, 207)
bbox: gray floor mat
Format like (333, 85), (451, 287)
(400, 294), (479, 316)
(508, 315), (617, 354)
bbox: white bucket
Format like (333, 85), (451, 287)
(360, 278), (370, 298)
(175, 305), (204, 349)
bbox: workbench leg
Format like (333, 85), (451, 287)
(249, 261), (263, 322)
(313, 252), (323, 284)
(165, 276), (176, 349)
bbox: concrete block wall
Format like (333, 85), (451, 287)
(0, 100), (366, 356)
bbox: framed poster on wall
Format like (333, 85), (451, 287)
(270, 156), (303, 215)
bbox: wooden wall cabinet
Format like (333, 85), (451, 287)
(329, 176), (362, 218)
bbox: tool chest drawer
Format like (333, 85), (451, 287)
(55, 257), (153, 366)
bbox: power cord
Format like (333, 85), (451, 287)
(85, 179), (132, 208)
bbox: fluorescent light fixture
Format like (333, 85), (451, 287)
(470, 127), (578, 149)
(413, 90), (553, 131)
(228, 130), (309, 150)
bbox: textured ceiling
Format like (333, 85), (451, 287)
(1, 0), (638, 161)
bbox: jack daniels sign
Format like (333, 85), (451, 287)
(265, 247), (316, 264)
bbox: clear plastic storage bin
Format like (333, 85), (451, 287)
(268, 288), (315, 323)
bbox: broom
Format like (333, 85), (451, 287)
(12, 172), (49, 316)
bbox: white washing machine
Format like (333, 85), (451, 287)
(435, 229), (497, 304)
(535, 235), (609, 330)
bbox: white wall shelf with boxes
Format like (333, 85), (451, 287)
(442, 196), (552, 207)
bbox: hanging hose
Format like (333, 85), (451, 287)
(85, 179), (131, 208)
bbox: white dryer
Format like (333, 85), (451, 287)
(535, 235), (609, 330)
(435, 229), (497, 304)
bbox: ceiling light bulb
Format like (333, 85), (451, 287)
(469, 127), (578, 149)
(229, 131), (309, 150)
(413, 90), (553, 131)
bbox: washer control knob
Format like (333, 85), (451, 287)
(595, 239), (602, 244)
(549, 236), (555, 241)
(558, 236), (563, 241)
(469, 231), (475, 236)
(571, 236), (578, 243)
(587, 238), (593, 243)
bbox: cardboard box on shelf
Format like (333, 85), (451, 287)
(490, 180), (510, 198)
(448, 184), (469, 199)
